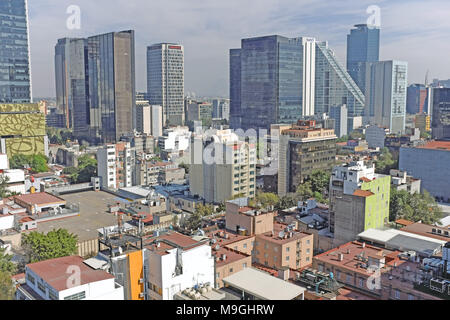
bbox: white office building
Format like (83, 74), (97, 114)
(365, 60), (408, 134)
(147, 43), (185, 126)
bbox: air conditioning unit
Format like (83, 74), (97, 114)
(139, 292), (145, 298)
(139, 278), (144, 284)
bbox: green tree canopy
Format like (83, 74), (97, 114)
(195, 204), (214, 217)
(22, 229), (78, 263)
(0, 175), (12, 199)
(296, 169), (331, 204)
(9, 154), (48, 173)
(63, 154), (97, 184)
(0, 271), (15, 300)
(375, 148), (397, 174)
(390, 188), (443, 224)
(249, 192), (280, 209)
(0, 247), (17, 274)
(275, 194), (298, 211)
(184, 212), (203, 231)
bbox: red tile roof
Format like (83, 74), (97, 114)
(14, 192), (66, 206)
(352, 189), (374, 197)
(417, 140), (450, 151)
(26, 256), (114, 291)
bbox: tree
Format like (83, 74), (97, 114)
(296, 181), (314, 201)
(22, 229), (78, 263)
(184, 212), (203, 231)
(0, 271), (15, 300)
(336, 135), (349, 143)
(179, 162), (190, 174)
(250, 192), (279, 209)
(275, 194), (298, 211)
(295, 170), (331, 203)
(390, 188), (443, 224)
(0, 175), (12, 199)
(216, 202), (226, 213)
(195, 204), (214, 217)
(63, 155), (97, 183)
(375, 148), (397, 174)
(9, 154), (48, 173)
(349, 130), (365, 140)
(0, 247), (17, 274)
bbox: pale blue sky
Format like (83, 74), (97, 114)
(28, 0), (450, 98)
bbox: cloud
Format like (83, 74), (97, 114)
(27, 0), (450, 98)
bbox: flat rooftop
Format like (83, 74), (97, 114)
(14, 192), (66, 206)
(400, 222), (450, 242)
(223, 267), (306, 300)
(416, 140), (450, 151)
(212, 247), (250, 267)
(34, 191), (132, 241)
(27, 256), (114, 291)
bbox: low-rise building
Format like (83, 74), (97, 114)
(212, 246), (252, 289)
(16, 256), (124, 300)
(389, 169), (421, 194)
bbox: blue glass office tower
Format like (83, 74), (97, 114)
(230, 36), (315, 131)
(0, 0), (31, 103)
(347, 24), (380, 93)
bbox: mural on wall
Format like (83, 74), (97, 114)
(0, 103), (46, 157)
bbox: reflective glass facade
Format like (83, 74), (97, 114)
(315, 42), (365, 117)
(55, 38), (90, 136)
(231, 36), (306, 131)
(88, 31), (135, 144)
(0, 0), (31, 103)
(346, 24), (380, 93)
(431, 88), (450, 140)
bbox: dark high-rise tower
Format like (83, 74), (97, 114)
(0, 0), (31, 103)
(347, 24), (380, 93)
(55, 38), (90, 136)
(432, 88), (450, 141)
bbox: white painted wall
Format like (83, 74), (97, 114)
(0, 215), (14, 231)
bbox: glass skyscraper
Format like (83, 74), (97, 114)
(55, 38), (90, 136)
(88, 31), (135, 144)
(315, 41), (365, 117)
(431, 88), (450, 141)
(0, 0), (31, 103)
(230, 35), (315, 131)
(147, 43), (185, 126)
(347, 24), (380, 93)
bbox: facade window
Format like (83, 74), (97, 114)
(286, 256), (290, 261)
(243, 263), (247, 268)
(229, 268), (233, 273)
(64, 291), (86, 300)
(286, 247), (290, 252)
(394, 289), (401, 300)
(408, 294), (414, 300)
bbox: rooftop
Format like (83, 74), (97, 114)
(26, 256), (114, 292)
(416, 140), (450, 151)
(314, 241), (399, 276)
(400, 222), (450, 242)
(212, 247), (250, 267)
(352, 189), (375, 198)
(223, 267), (306, 300)
(258, 222), (312, 245)
(14, 192), (66, 206)
(145, 232), (207, 256)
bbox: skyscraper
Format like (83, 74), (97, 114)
(346, 24), (380, 93)
(54, 38), (89, 136)
(230, 36), (316, 131)
(431, 88), (450, 140)
(147, 43), (185, 126)
(315, 41), (366, 117)
(406, 84), (431, 115)
(0, 0), (31, 103)
(87, 30), (135, 144)
(365, 60), (408, 134)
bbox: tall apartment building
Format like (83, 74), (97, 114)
(135, 99), (151, 135)
(212, 99), (230, 120)
(189, 129), (257, 203)
(364, 60), (408, 134)
(55, 31), (136, 144)
(329, 105), (348, 138)
(97, 142), (134, 189)
(431, 88), (450, 140)
(0, 0), (32, 103)
(329, 161), (391, 245)
(186, 101), (213, 124)
(346, 24), (380, 93)
(0, 103), (47, 157)
(147, 43), (184, 126)
(277, 120), (337, 196)
(230, 36), (316, 131)
(54, 38), (89, 136)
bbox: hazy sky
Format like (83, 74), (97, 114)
(28, 0), (450, 98)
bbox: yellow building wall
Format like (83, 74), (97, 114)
(127, 250), (144, 300)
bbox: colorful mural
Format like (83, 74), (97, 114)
(0, 103), (46, 157)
